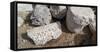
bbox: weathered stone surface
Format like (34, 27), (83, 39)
(66, 7), (95, 33)
(50, 5), (66, 19)
(18, 17), (24, 27)
(87, 8), (96, 34)
(18, 4), (33, 20)
(89, 17), (96, 44)
(89, 17), (96, 33)
(27, 22), (62, 45)
(30, 5), (52, 26)
(89, 22), (96, 33)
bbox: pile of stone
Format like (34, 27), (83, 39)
(18, 4), (96, 45)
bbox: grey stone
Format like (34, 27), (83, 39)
(27, 22), (62, 45)
(89, 17), (96, 44)
(66, 7), (95, 33)
(30, 5), (52, 26)
(50, 5), (66, 19)
(89, 16), (96, 34)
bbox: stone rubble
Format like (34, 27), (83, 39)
(17, 4), (97, 48)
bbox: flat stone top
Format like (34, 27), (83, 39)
(27, 22), (62, 45)
(27, 22), (61, 33)
(70, 7), (94, 17)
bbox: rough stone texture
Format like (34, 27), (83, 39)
(17, 5), (97, 49)
(30, 5), (52, 26)
(27, 22), (62, 45)
(50, 5), (66, 19)
(89, 17), (96, 33)
(17, 19), (93, 49)
(89, 17), (96, 44)
(18, 4), (33, 20)
(18, 17), (24, 27)
(66, 7), (95, 33)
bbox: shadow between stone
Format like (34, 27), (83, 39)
(21, 33), (35, 45)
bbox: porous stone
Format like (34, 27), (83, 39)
(50, 5), (66, 19)
(27, 22), (62, 45)
(18, 17), (24, 27)
(30, 5), (52, 26)
(66, 7), (95, 33)
(18, 4), (33, 20)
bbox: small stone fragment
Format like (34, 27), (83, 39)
(30, 5), (52, 26)
(18, 17), (24, 27)
(50, 5), (66, 19)
(66, 7), (95, 33)
(27, 22), (62, 45)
